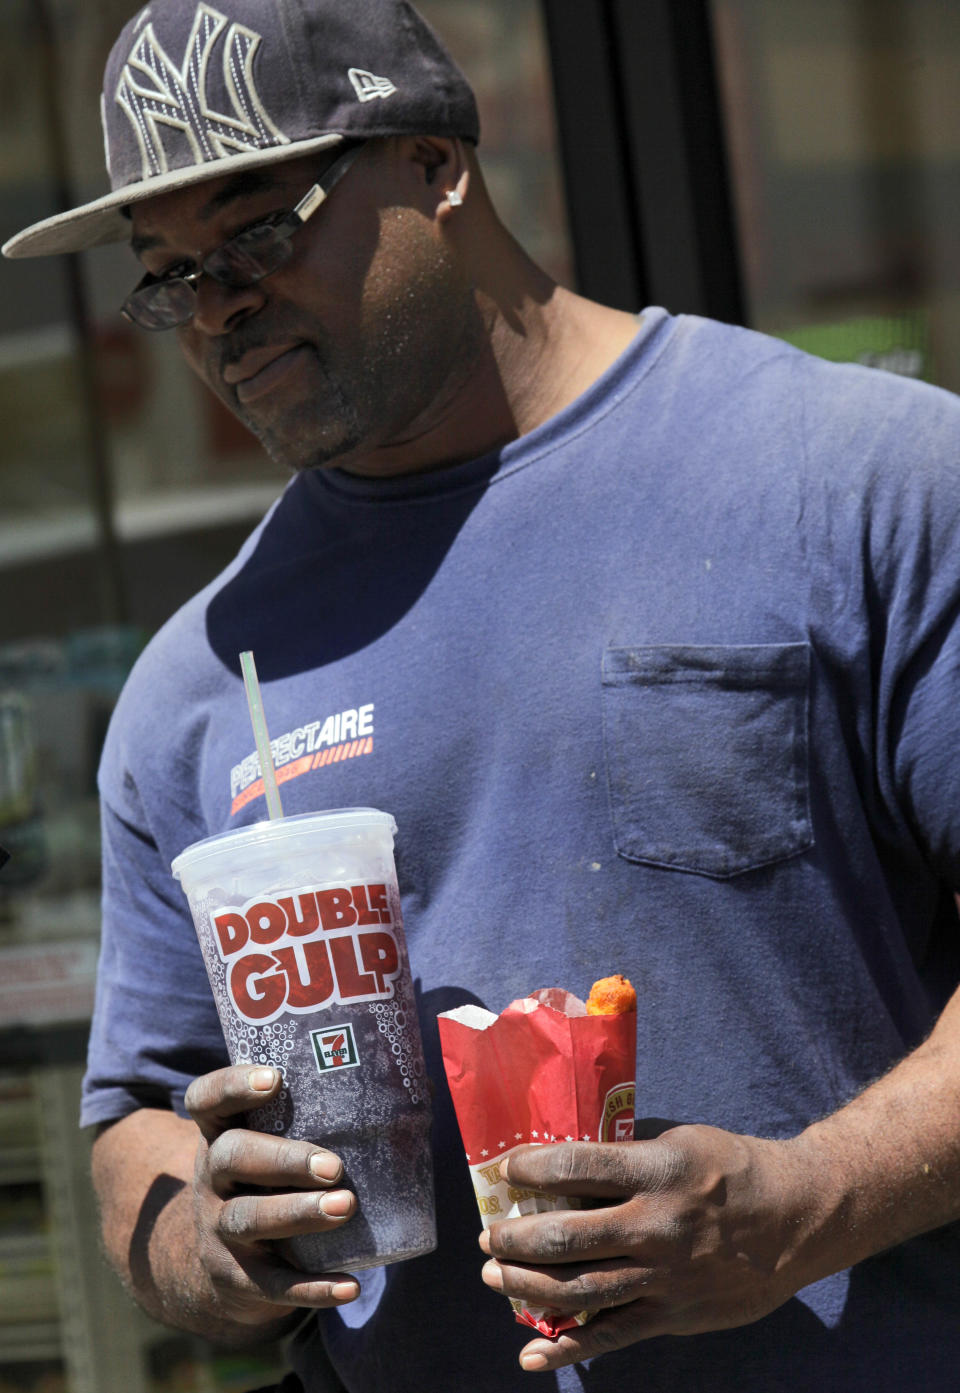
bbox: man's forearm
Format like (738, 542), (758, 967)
(92, 1109), (300, 1345)
(788, 981), (960, 1285)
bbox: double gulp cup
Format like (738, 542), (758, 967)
(171, 808), (436, 1273)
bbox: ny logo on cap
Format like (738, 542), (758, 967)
(114, 2), (289, 180)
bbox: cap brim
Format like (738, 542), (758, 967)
(2, 134), (344, 260)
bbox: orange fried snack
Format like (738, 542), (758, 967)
(585, 973), (636, 1015)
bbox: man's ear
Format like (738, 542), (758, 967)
(417, 141), (445, 185)
(409, 137), (468, 217)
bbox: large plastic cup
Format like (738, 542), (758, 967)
(171, 808), (436, 1273)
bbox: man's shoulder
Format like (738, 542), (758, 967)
(117, 590), (222, 713)
(718, 315), (955, 413)
(98, 590), (229, 809)
(657, 312), (960, 479)
(99, 490), (300, 796)
(109, 479), (310, 728)
(668, 312), (956, 405)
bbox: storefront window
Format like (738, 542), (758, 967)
(711, 0), (960, 391)
(0, 2), (571, 1389)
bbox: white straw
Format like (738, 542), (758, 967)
(239, 650), (284, 820)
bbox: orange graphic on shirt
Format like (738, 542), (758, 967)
(230, 737), (374, 816)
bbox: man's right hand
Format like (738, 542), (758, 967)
(92, 1063), (361, 1344)
(183, 1064), (361, 1323)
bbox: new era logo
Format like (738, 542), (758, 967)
(348, 68), (397, 102)
(311, 1022), (360, 1072)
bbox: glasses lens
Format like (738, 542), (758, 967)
(123, 278), (197, 331)
(205, 220), (294, 288)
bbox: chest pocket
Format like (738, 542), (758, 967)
(601, 643), (812, 879)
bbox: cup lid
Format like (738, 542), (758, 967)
(171, 807), (396, 879)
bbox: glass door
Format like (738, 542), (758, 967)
(0, 2), (573, 1389)
(711, 0), (960, 390)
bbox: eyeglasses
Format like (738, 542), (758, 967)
(121, 143), (364, 331)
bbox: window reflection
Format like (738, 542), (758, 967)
(0, 2), (572, 1389)
(712, 0), (960, 391)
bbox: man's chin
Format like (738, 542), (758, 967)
(244, 413), (364, 475)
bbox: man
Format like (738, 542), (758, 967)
(5, 1), (960, 1389)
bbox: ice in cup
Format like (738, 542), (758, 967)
(172, 807), (436, 1273)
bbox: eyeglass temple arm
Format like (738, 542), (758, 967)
(293, 143), (365, 222)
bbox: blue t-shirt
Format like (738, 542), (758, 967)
(87, 309), (960, 1391)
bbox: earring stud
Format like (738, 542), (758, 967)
(446, 189), (463, 208)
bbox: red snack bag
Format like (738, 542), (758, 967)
(438, 985), (637, 1337)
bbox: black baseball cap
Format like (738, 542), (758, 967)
(3, 0), (479, 260)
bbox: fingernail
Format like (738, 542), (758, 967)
(521, 1352), (550, 1372)
(310, 1152), (342, 1182)
(320, 1190), (352, 1219)
(248, 1068), (276, 1090)
(481, 1260), (503, 1291)
(477, 1230), (491, 1254)
(331, 1279), (359, 1301)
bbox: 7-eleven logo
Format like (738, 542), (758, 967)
(311, 1022), (360, 1072)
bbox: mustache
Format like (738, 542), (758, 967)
(216, 315), (316, 375)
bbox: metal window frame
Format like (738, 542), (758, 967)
(542, 0), (746, 324)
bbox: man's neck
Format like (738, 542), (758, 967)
(487, 283), (641, 439)
(334, 229), (640, 480)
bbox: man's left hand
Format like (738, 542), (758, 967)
(478, 1125), (819, 1372)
